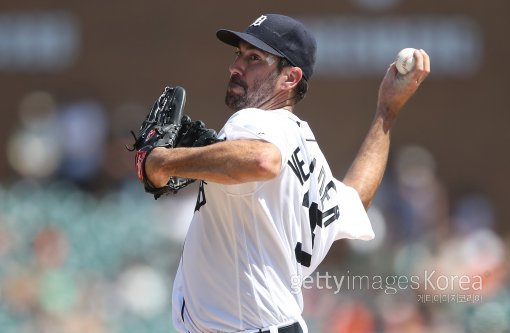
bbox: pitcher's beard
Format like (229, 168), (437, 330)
(225, 88), (246, 111)
(225, 73), (278, 111)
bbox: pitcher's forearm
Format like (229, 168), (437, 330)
(343, 114), (393, 209)
(145, 140), (281, 187)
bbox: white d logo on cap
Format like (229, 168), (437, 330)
(251, 15), (267, 27)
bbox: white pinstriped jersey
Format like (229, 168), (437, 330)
(172, 108), (374, 333)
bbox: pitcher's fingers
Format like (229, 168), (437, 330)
(413, 49), (430, 75)
(413, 49), (424, 71)
(419, 49), (431, 73)
(413, 49), (430, 85)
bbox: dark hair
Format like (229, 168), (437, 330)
(277, 58), (308, 104)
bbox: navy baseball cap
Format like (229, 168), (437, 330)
(216, 14), (317, 81)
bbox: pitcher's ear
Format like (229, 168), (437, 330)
(281, 66), (303, 90)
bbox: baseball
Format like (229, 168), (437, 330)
(395, 48), (417, 75)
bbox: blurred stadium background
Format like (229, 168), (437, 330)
(0, 1), (509, 332)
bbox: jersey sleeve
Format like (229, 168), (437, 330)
(221, 108), (292, 168)
(333, 180), (375, 241)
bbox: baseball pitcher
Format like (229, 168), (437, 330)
(131, 13), (430, 333)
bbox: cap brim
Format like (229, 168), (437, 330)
(216, 29), (284, 58)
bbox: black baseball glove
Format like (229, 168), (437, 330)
(129, 86), (221, 199)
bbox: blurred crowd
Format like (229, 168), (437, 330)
(0, 90), (508, 333)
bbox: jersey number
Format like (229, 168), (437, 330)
(289, 148), (340, 268)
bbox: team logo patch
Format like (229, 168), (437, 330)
(146, 128), (157, 141)
(251, 15), (267, 27)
